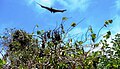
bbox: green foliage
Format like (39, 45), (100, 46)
(62, 17), (68, 21)
(104, 19), (113, 27)
(0, 18), (119, 69)
(0, 59), (6, 68)
(71, 22), (76, 27)
(91, 33), (96, 42)
(103, 31), (111, 39)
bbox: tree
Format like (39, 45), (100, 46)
(97, 33), (120, 68)
(0, 17), (119, 69)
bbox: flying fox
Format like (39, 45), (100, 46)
(36, 2), (66, 13)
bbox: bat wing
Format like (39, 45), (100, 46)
(36, 2), (52, 12)
(36, 2), (66, 13)
(40, 5), (51, 11)
(51, 9), (66, 13)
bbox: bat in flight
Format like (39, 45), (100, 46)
(36, 2), (66, 13)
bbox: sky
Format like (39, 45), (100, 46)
(0, 0), (120, 57)
(0, 0), (120, 33)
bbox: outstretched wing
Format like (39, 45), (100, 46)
(51, 9), (66, 13)
(36, 2), (66, 13)
(36, 2), (52, 12)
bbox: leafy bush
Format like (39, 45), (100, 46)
(0, 17), (119, 69)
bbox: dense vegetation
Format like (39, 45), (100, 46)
(0, 17), (120, 69)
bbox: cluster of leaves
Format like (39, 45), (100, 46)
(0, 17), (120, 69)
(94, 33), (120, 69)
(0, 58), (6, 69)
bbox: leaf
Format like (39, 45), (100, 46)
(105, 21), (109, 25)
(78, 41), (83, 45)
(105, 35), (110, 39)
(107, 31), (111, 35)
(94, 43), (99, 47)
(71, 22), (76, 27)
(44, 49), (50, 54)
(0, 59), (2, 64)
(41, 30), (44, 33)
(77, 65), (82, 69)
(0, 59), (6, 66)
(91, 33), (96, 42)
(37, 30), (41, 35)
(62, 17), (68, 20)
(108, 20), (113, 23)
(103, 31), (111, 39)
(89, 27), (93, 33)
(104, 20), (112, 27)
(71, 54), (74, 57)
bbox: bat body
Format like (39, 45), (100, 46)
(36, 2), (66, 13)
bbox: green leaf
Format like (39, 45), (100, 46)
(0, 59), (2, 63)
(62, 17), (68, 20)
(89, 27), (93, 33)
(71, 54), (74, 57)
(107, 31), (111, 35)
(104, 20), (112, 27)
(105, 21), (109, 25)
(0, 59), (6, 66)
(71, 22), (76, 27)
(91, 34), (96, 39)
(108, 20), (113, 23)
(78, 41), (83, 45)
(94, 43), (99, 47)
(41, 30), (44, 33)
(37, 30), (41, 35)
(103, 31), (111, 39)
(45, 48), (50, 54)
(91, 33), (96, 42)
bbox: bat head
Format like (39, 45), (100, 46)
(63, 9), (67, 11)
(61, 9), (67, 13)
